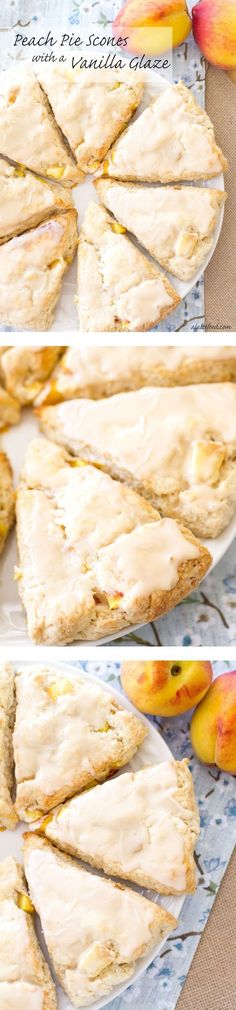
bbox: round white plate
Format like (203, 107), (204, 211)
(0, 661), (184, 1010)
(49, 72), (225, 331)
(0, 407), (235, 644)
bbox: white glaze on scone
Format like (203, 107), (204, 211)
(24, 836), (176, 1007)
(104, 80), (228, 181)
(45, 760), (199, 894)
(38, 65), (143, 172)
(13, 664), (146, 817)
(39, 384), (236, 537)
(96, 179), (226, 280)
(36, 346), (236, 405)
(15, 438), (210, 643)
(77, 202), (179, 331)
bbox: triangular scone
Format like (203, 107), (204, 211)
(0, 665), (17, 828)
(0, 156), (73, 244)
(24, 835), (177, 1008)
(38, 65), (143, 173)
(96, 179), (226, 280)
(1, 346), (64, 405)
(0, 385), (20, 427)
(13, 664), (147, 820)
(0, 210), (78, 330)
(77, 203), (180, 331)
(0, 452), (15, 555)
(0, 856), (56, 1008)
(36, 346), (236, 407)
(103, 80), (228, 182)
(16, 438), (211, 644)
(39, 383), (236, 539)
(42, 759), (200, 895)
(0, 65), (80, 186)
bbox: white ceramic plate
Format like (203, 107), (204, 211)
(0, 408), (235, 645)
(0, 661), (184, 1010)
(44, 71), (224, 331)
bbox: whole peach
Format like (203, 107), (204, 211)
(192, 0), (236, 69)
(121, 661), (212, 716)
(113, 1), (192, 56)
(191, 672), (236, 774)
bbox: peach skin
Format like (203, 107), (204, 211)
(191, 672), (236, 774)
(113, 1), (192, 56)
(192, 0), (236, 70)
(121, 661), (212, 716)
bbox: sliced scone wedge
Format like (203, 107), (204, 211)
(0, 65), (80, 186)
(0, 664), (17, 829)
(38, 65), (143, 173)
(0, 856), (57, 1008)
(77, 202), (180, 331)
(0, 156), (73, 245)
(39, 383), (236, 538)
(13, 663), (147, 820)
(0, 452), (15, 555)
(41, 759), (199, 895)
(16, 437), (211, 644)
(1, 346), (64, 405)
(103, 79), (228, 182)
(24, 834), (177, 1008)
(96, 179), (226, 280)
(36, 346), (236, 406)
(0, 210), (78, 330)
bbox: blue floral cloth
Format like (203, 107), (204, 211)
(75, 659), (236, 1010)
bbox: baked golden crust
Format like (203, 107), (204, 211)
(0, 452), (15, 555)
(23, 834), (177, 1008)
(103, 79), (228, 182)
(76, 202), (180, 331)
(0, 856), (57, 1010)
(43, 759), (199, 895)
(13, 664), (147, 819)
(35, 346), (236, 407)
(0, 210), (78, 331)
(38, 65), (143, 173)
(16, 438), (211, 644)
(0, 386), (20, 428)
(0, 664), (17, 829)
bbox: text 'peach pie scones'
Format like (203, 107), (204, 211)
(0, 664), (17, 830)
(13, 665), (147, 820)
(76, 202), (180, 331)
(39, 383), (236, 538)
(102, 80), (228, 182)
(15, 438), (211, 644)
(95, 179), (226, 281)
(0, 856), (56, 1009)
(37, 65), (144, 173)
(0, 211), (78, 330)
(23, 834), (177, 1008)
(0, 65), (80, 186)
(35, 346), (236, 406)
(41, 759), (199, 895)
